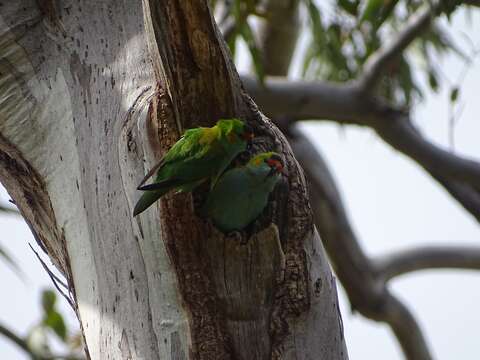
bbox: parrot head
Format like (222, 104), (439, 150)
(265, 153), (284, 175)
(249, 152), (284, 176)
(217, 118), (254, 142)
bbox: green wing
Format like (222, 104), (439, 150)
(149, 129), (245, 186)
(135, 126), (247, 216)
(139, 128), (215, 187)
(163, 128), (209, 163)
(136, 128), (205, 189)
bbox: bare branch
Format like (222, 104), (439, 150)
(242, 75), (367, 123)
(464, 0), (480, 6)
(372, 116), (480, 221)
(374, 117), (480, 187)
(359, 3), (439, 91)
(434, 176), (480, 222)
(249, 3), (480, 359)
(285, 125), (433, 360)
(256, 0), (301, 75)
(245, 76), (480, 222)
(28, 243), (76, 311)
(375, 246), (480, 280)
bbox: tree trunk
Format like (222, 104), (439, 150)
(0, 1), (347, 359)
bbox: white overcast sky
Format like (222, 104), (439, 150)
(1, 6), (479, 360)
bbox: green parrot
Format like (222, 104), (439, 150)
(203, 152), (284, 232)
(133, 118), (254, 216)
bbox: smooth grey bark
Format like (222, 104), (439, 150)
(0, 1), (347, 359)
(256, 0), (301, 76)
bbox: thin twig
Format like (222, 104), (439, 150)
(28, 243), (75, 310)
(360, 2), (439, 91)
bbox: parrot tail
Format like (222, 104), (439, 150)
(133, 189), (169, 216)
(133, 179), (204, 216)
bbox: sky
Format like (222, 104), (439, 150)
(1, 6), (479, 360)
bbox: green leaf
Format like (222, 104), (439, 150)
(360, 0), (383, 23)
(302, 41), (318, 77)
(41, 289), (57, 313)
(43, 310), (67, 341)
(337, 0), (359, 16)
(360, 0), (399, 29)
(428, 70), (439, 92)
(424, 24), (468, 61)
(227, 33), (237, 58)
(306, 0), (324, 46)
(450, 87), (459, 103)
(232, 0), (241, 19)
(239, 21), (265, 82)
(396, 56), (422, 105)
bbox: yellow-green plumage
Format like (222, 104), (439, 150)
(133, 119), (252, 216)
(203, 152), (283, 232)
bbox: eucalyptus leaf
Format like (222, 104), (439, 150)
(43, 310), (68, 341)
(240, 21), (265, 82)
(450, 87), (459, 103)
(41, 289), (57, 314)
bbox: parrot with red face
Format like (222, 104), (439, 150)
(203, 152), (284, 232)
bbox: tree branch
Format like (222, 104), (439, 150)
(434, 176), (480, 222)
(375, 246), (480, 280)
(242, 76), (367, 123)
(244, 75), (480, 222)
(372, 116), (480, 221)
(285, 126), (433, 360)
(256, 0), (301, 75)
(359, 2), (439, 91)
(374, 117), (480, 188)
(463, 0), (480, 6)
(249, 3), (480, 359)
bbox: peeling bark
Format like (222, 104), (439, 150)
(0, 1), (347, 359)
